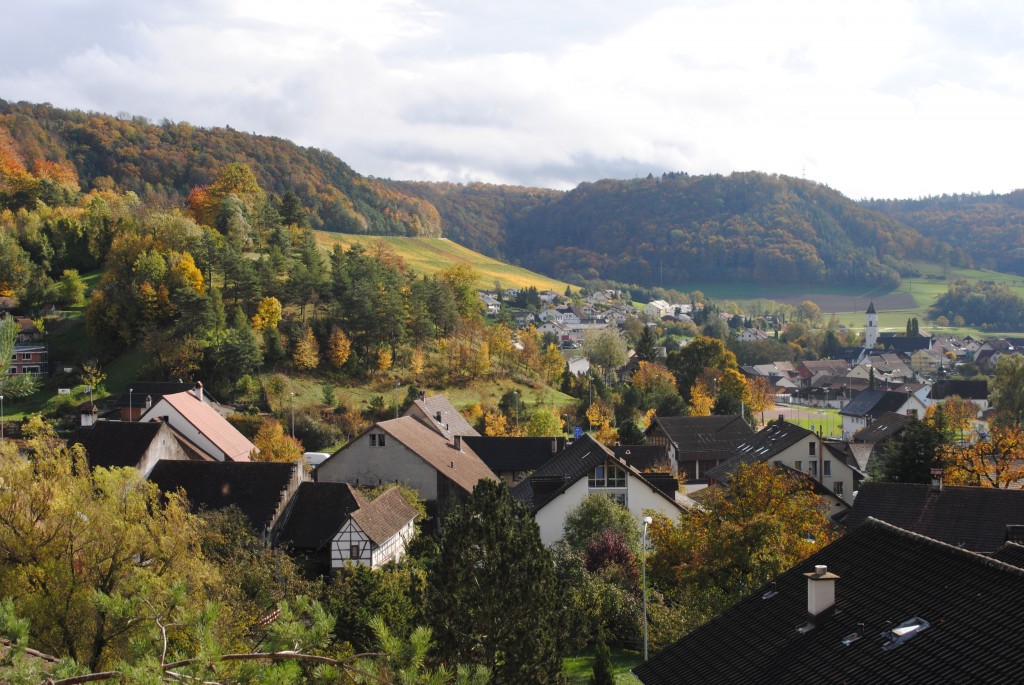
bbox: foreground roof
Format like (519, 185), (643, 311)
(73, 420), (164, 469)
(851, 411), (910, 443)
(844, 481), (1024, 553)
(351, 487), (419, 544)
(151, 391), (255, 461)
(649, 415), (754, 452)
(148, 460), (299, 532)
(838, 389), (911, 418)
(634, 519), (1024, 684)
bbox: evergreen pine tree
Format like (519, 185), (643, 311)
(590, 625), (614, 685)
(428, 480), (564, 684)
(635, 325), (658, 362)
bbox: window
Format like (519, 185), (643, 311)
(809, 442), (816, 456)
(834, 481), (844, 498)
(350, 544), (360, 558)
(808, 461), (818, 477)
(21, 353), (32, 360)
(794, 460), (802, 472)
(823, 460), (831, 477)
(589, 462), (626, 488)
(370, 433), (385, 447)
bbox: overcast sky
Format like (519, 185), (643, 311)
(2, 1), (1023, 199)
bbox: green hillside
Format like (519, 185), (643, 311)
(314, 232), (573, 291)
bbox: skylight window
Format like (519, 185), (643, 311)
(881, 616), (930, 651)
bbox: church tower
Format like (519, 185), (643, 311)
(864, 302), (878, 349)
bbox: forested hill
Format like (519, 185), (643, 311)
(398, 173), (940, 289)
(863, 192), (1024, 276)
(0, 99), (441, 236)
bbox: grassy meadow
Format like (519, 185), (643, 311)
(315, 232), (573, 292)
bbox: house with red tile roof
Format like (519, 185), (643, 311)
(140, 388), (256, 461)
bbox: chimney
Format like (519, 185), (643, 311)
(551, 438), (558, 453)
(194, 381), (204, 403)
(435, 411), (443, 422)
(798, 565), (840, 633)
(779, 414), (785, 423)
(454, 435), (462, 452)
(145, 394), (152, 411)
(930, 467), (943, 492)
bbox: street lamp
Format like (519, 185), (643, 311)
(642, 515), (653, 661)
(514, 390), (520, 430)
(290, 392), (296, 439)
(0, 394), (4, 441)
(128, 388), (133, 422)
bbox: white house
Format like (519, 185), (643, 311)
(331, 487), (419, 568)
(511, 435), (693, 546)
(139, 388), (256, 461)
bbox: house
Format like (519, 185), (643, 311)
(737, 327), (771, 343)
(9, 345), (47, 375)
(644, 300), (672, 320)
(843, 480), (1024, 553)
(838, 389), (927, 438)
(848, 411), (911, 472)
(72, 419), (204, 476)
(633, 518), (1024, 684)
(13, 316), (43, 344)
(113, 381), (226, 422)
(332, 487), (418, 568)
(139, 387), (256, 461)
(706, 419), (856, 511)
(909, 348), (943, 375)
(478, 293), (501, 316)
(404, 393), (480, 441)
(510, 434), (693, 546)
(795, 360), (850, 387)
(877, 333), (932, 355)
(147, 460), (308, 540)
(538, 290), (561, 304)
(644, 415), (754, 484)
(461, 436), (564, 485)
(927, 379), (988, 412)
(274, 482), (368, 576)
(613, 444), (671, 474)
(316, 416), (498, 520)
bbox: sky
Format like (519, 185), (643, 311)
(2, 0), (1023, 200)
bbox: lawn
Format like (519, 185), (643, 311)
(314, 232), (573, 291)
(563, 645), (643, 684)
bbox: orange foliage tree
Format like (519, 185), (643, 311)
(942, 425), (1024, 488)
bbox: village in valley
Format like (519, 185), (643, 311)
(5, 273), (1024, 682)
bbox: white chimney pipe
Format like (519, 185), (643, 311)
(806, 565), (840, 618)
(194, 381), (203, 403)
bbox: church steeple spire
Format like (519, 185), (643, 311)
(864, 302), (878, 348)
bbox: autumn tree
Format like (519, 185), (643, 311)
(327, 327), (352, 370)
(667, 335), (738, 402)
(942, 425), (1024, 488)
(688, 379), (715, 416)
(745, 375), (775, 424)
(251, 295), (282, 331)
(648, 461), (834, 624)
(292, 326), (319, 371)
(525, 407), (564, 437)
(0, 441), (222, 672)
(928, 395), (979, 442)
(584, 327), (628, 381)
(252, 417), (304, 462)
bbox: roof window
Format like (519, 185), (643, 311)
(881, 616), (930, 651)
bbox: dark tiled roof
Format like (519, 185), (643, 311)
(844, 482), (1024, 553)
(148, 460), (298, 532)
(838, 389), (910, 418)
(651, 415), (753, 448)
(930, 379), (988, 402)
(877, 336), (931, 353)
(613, 445), (670, 472)
(511, 435), (690, 513)
(275, 482), (366, 551)
(704, 420), (813, 483)
(634, 519), (1024, 685)
(461, 436), (563, 472)
(991, 542), (1024, 568)
(73, 421), (163, 469)
(511, 435), (612, 511)
(851, 411), (910, 443)
(351, 487), (419, 544)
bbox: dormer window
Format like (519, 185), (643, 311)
(589, 462), (626, 488)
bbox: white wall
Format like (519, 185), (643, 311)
(143, 398), (226, 461)
(317, 431), (440, 500)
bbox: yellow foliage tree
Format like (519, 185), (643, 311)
(377, 346), (393, 373)
(688, 380), (715, 416)
(745, 375), (775, 423)
(252, 418), (304, 462)
(292, 327), (319, 371)
(484, 410), (513, 437)
(942, 425), (1024, 488)
(541, 343), (566, 387)
(410, 348), (425, 377)
(251, 296), (283, 332)
(327, 328), (352, 369)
